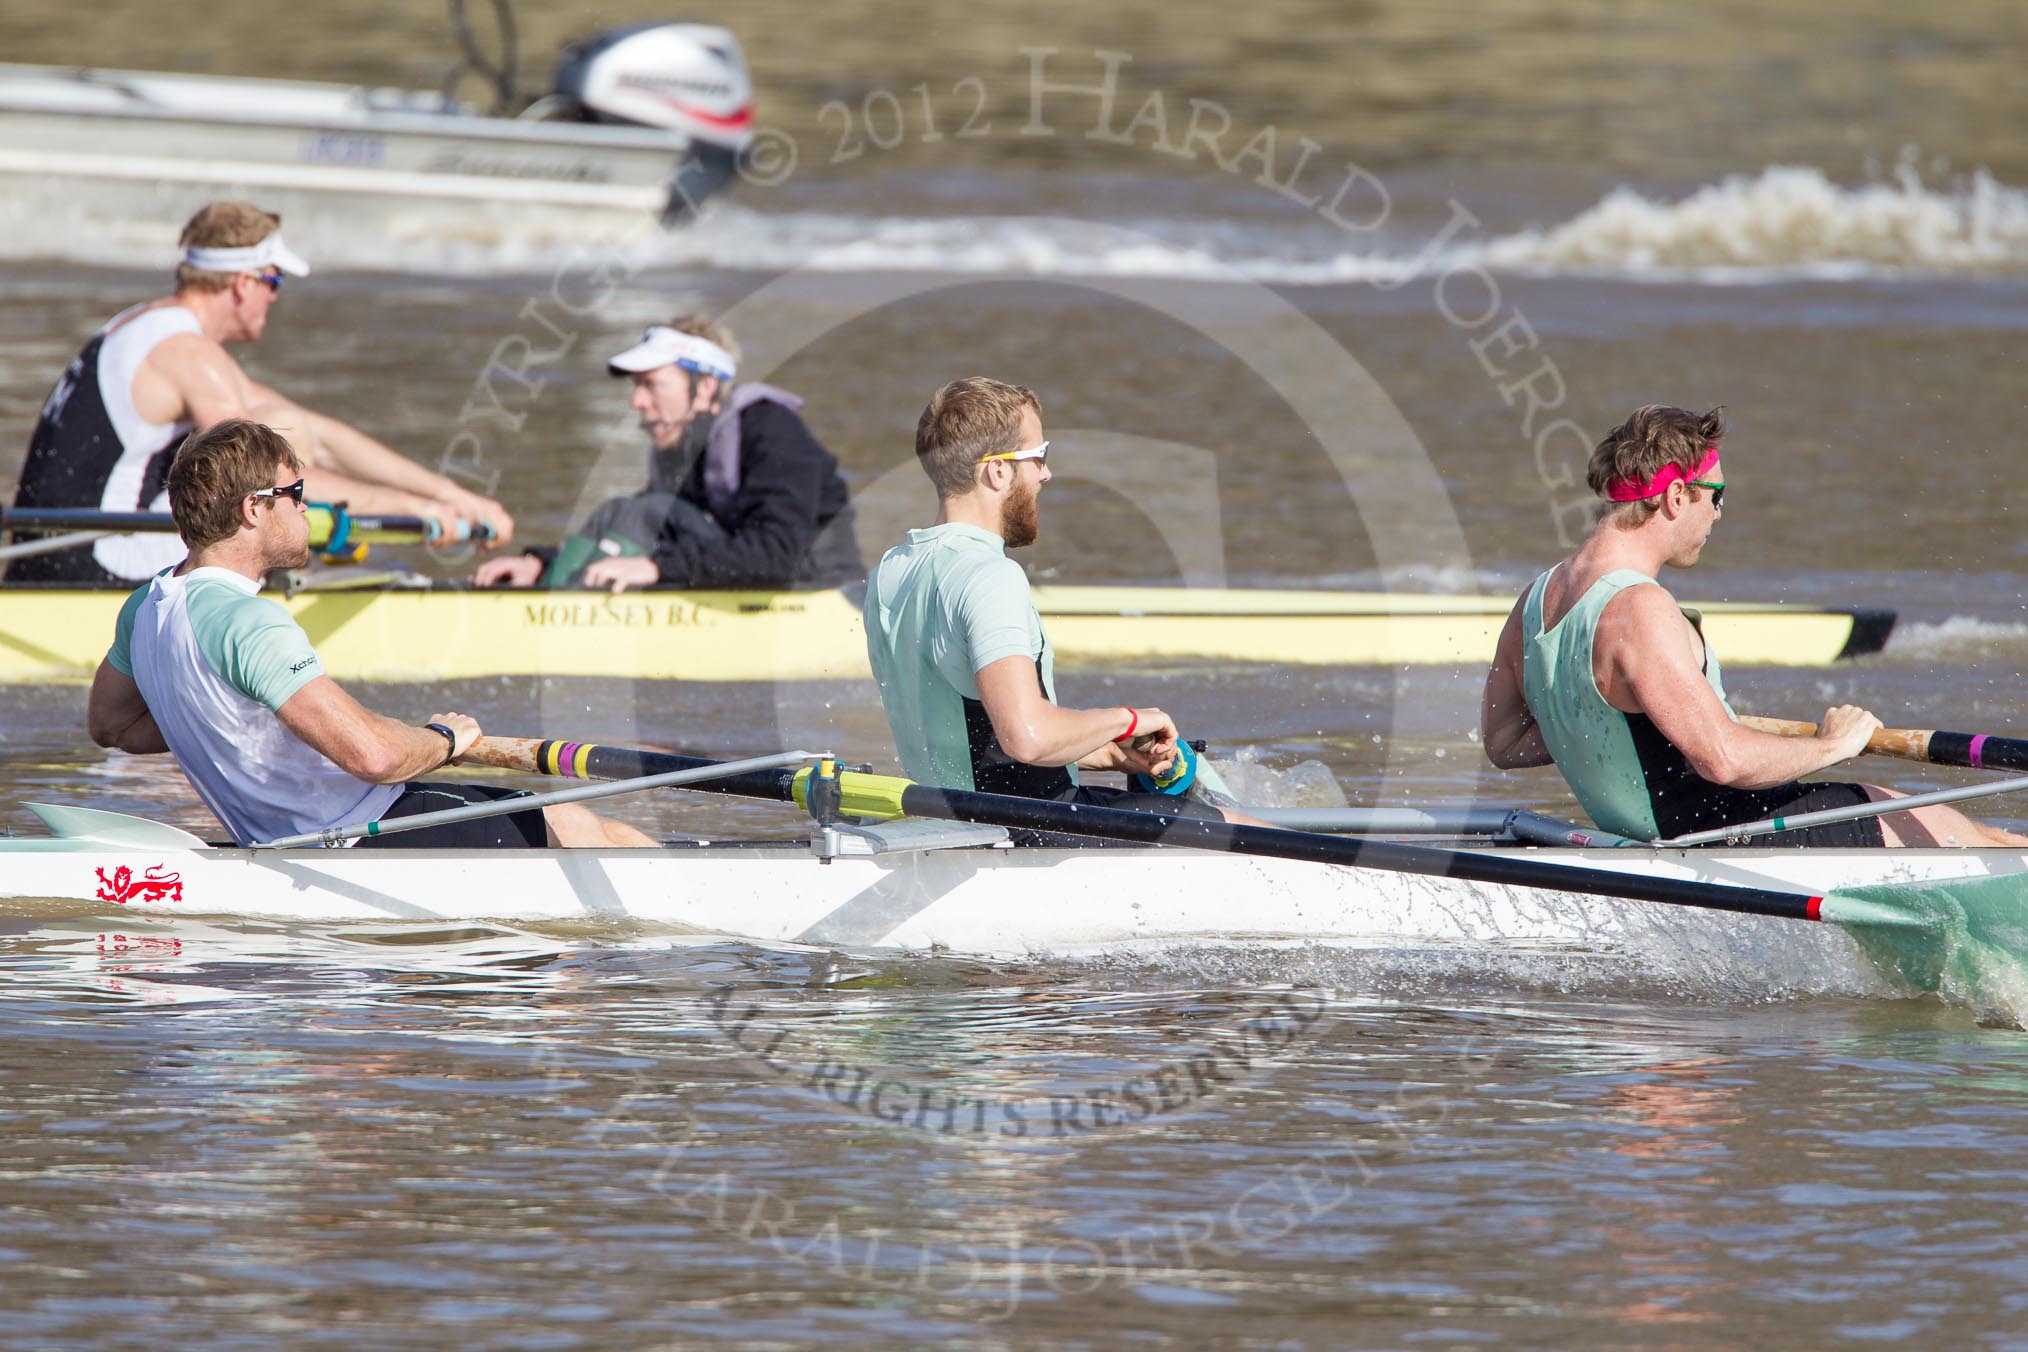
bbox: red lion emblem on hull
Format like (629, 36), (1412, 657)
(94, 864), (184, 905)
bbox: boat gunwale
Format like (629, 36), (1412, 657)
(0, 67), (725, 153)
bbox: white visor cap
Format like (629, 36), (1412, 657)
(606, 326), (737, 382)
(181, 232), (311, 277)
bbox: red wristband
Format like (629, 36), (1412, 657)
(1114, 707), (1139, 742)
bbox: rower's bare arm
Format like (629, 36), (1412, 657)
(1481, 597), (1552, 768)
(86, 662), (168, 755)
(275, 677), (469, 783)
(147, 351), (441, 528)
(145, 332), (258, 428)
(1606, 588), (1876, 788)
(247, 387), (515, 547)
(974, 655), (1167, 771)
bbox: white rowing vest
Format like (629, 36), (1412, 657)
(11, 304), (200, 582)
(91, 306), (200, 579)
(109, 566), (401, 846)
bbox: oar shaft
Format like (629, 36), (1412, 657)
(0, 505), (491, 549)
(890, 783), (1822, 920)
(466, 738), (1826, 925)
(254, 749), (818, 848)
(0, 529), (115, 564)
(1, 509), (172, 535)
(307, 506), (497, 546)
(1251, 807), (1636, 847)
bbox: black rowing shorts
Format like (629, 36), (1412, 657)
(1672, 781), (1886, 849)
(354, 782), (550, 850)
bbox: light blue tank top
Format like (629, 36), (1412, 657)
(1520, 566), (1733, 840)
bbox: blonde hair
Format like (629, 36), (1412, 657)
(663, 314), (742, 367)
(174, 201), (283, 293)
(914, 378), (1042, 499)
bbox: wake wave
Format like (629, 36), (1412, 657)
(1, 165), (2023, 283)
(1474, 166), (2028, 281)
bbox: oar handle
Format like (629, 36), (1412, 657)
(307, 505), (498, 548)
(1740, 714), (2028, 774)
(465, 735), (548, 774)
(1737, 714), (1935, 763)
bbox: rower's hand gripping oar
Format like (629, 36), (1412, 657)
(462, 736), (2028, 1013)
(1741, 714), (2028, 775)
(307, 504), (496, 564)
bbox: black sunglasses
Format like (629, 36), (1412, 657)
(1688, 478), (1725, 510)
(251, 271), (283, 294)
(250, 477), (306, 506)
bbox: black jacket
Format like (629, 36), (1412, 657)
(648, 401), (861, 588)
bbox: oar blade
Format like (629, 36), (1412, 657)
(1824, 873), (2028, 1021)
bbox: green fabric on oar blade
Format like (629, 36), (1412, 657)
(1825, 874), (2028, 1016)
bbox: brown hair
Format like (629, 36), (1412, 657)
(168, 419), (302, 549)
(914, 378), (1042, 498)
(174, 201), (283, 293)
(1589, 404), (1726, 519)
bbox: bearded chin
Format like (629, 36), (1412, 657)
(1002, 483), (1039, 549)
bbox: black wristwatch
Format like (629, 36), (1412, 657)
(423, 721), (459, 767)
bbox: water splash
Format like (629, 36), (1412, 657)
(1831, 874), (2028, 1027)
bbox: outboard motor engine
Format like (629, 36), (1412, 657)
(552, 23), (754, 218)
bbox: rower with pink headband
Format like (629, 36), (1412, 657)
(1605, 445), (1722, 502)
(1480, 402), (2027, 851)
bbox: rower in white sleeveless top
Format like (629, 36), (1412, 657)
(7, 200), (514, 584)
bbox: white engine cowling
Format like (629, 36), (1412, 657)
(553, 22), (753, 151)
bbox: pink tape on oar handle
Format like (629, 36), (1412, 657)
(1969, 734), (1989, 770)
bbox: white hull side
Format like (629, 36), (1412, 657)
(10, 843), (2023, 980)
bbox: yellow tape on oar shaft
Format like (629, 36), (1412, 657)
(790, 767), (910, 820)
(506, 737), (911, 818)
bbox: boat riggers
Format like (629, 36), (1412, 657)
(1660, 772), (2028, 847)
(468, 735), (2028, 976)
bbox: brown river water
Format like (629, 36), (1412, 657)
(5, 1), (2028, 1346)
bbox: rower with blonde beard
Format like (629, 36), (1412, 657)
(864, 377), (1259, 826)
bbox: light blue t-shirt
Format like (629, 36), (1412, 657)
(862, 523), (1070, 792)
